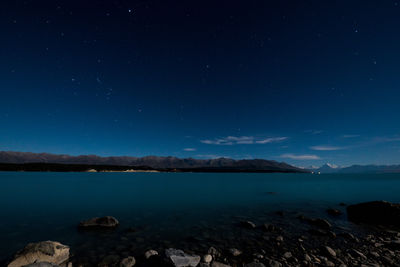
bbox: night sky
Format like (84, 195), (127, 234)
(1, 0), (400, 167)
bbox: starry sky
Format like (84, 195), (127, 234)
(1, 0), (400, 167)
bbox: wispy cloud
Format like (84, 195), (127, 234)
(183, 148), (196, 151)
(342, 134), (360, 138)
(373, 136), (400, 143)
(310, 145), (346, 151)
(201, 136), (288, 145)
(255, 137), (288, 144)
(304, 130), (323, 135)
(281, 154), (321, 160)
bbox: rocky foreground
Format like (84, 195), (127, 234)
(5, 201), (400, 267)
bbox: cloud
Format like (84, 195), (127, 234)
(373, 136), (400, 143)
(183, 148), (196, 151)
(201, 136), (287, 145)
(281, 154), (320, 160)
(304, 130), (323, 135)
(255, 137), (288, 144)
(310, 145), (346, 151)
(342, 134), (360, 138)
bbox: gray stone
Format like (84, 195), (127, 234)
(211, 262), (231, 267)
(202, 254), (212, 263)
(8, 241), (69, 267)
(350, 249), (367, 260)
(267, 260), (282, 267)
(283, 252), (292, 259)
(165, 248), (201, 267)
(322, 246), (336, 258)
(144, 250), (158, 259)
(245, 262), (266, 267)
(228, 248), (242, 256)
(120, 256), (135, 267)
(208, 247), (221, 258)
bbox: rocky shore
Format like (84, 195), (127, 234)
(5, 201), (400, 267)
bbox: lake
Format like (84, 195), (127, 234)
(1, 172), (400, 265)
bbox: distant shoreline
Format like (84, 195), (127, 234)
(0, 162), (308, 173)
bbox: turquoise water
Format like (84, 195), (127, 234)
(1, 172), (400, 263)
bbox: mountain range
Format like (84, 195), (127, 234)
(0, 151), (305, 173)
(310, 163), (400, 174)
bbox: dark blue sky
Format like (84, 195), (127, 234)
(1, 0), (400, 167)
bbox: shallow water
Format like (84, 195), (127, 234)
(1, 172), (400, 264)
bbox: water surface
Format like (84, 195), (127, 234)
(1, 172), (400, 263)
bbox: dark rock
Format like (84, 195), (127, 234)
(78, 216), (119, 228)
(211, 262), (231, 267)
(327, 208), (342, 216)
(275, 211), (284, 216)
(298, 215), (332, 229)
(262, 224), (275, 232)
(309, 218), (332, 229)
(309, 229), (336, 238)
(98, 254), (120, 267)
(245, 262), (266, 267)
(347, 201), (400, 226)
(321, 246), (336, 258)
(240, 220), (256, 229)
(208, 247), (221, 258)
(23, 263), (60, 267)
(339, 232), (357, 242)
(228, 248), (242, 256)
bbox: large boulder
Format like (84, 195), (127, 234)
(7, 241), (69, 267)
(347, 201), (400, 226)
(78, 216), (119, 228)
(165, 248), (200, 267)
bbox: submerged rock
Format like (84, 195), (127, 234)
(165, 248), (201, 267)
(7, 241), (69, 267)
(299, 215), (332, 229)
(327, 208), (342, 216)
(347, 201), (400, 226)
(98, 254), (120, 267)
(78, 216), (119, 228)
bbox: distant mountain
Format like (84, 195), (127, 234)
(339, 164), (400, 174)
(309, 163), (400, 174)
(0, 151), (306, 173)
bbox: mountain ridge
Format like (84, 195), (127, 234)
(310, 163), (400, 174)
(0, 151), (306, 173)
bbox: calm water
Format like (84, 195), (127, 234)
(1, 171), (400, 263)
